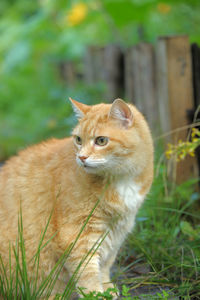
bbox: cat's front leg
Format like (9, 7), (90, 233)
(66, 253), (103, 297)
(100, 251), (119, 299)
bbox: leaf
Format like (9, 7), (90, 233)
(103, 0), (154, 27)
(180, 221), (198, 238)
(3, 41), (31, 72)
(122, 284), (131, 297)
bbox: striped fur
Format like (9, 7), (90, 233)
(0, 99), (153, 297)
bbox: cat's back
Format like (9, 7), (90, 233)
(0, 137), (75, 275)
(0, 137), (74, 221)
(0, 137), (72, 173)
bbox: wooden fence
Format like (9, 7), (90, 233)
(60, 35), (200, 184)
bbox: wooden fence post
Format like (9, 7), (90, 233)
(103, 45), (124, 101)
(84, 46), (105, 84)
(191, 43), (200, 179)
(59, 61), (77, 85)
(84, 45), (124, 101)
(156, 35), (199, 183)
(191, 43), (200, 108)
(125, 43), (158, 131)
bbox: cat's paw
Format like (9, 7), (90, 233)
(102, 283), (119, 299)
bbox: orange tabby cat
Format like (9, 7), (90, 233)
(0, 98), (153, 298)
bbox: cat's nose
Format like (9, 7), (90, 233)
(79, 156), (88, 162)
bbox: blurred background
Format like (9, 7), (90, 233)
(0, 0), (200, 161)
(1, 1), (200, 298)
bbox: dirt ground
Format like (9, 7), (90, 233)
(113, 258), (178, 299)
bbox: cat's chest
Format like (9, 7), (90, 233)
(109, 179), (144, 237)
(100, 180), (144, 261)
(114, 179), (143, 211)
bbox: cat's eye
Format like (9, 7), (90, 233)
(95, 136), (109, 146)
(75, 136), (82, 145)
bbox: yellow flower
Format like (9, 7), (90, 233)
(165, 149), (173, 159)
(67, 2), (88, 26)
(157, 3), (171, 14)
(178, 139), (183, 146)
(193, 138), (199, 143)
(191, 127), (198, 137)
(179, 152), (185, 160)
(189, 151), (195, 157)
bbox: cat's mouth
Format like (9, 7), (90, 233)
(82, 161), (101, 169)
(83, 163), (95, 168)
(77, 160), (99, 174)
(76, 157), (107, 171)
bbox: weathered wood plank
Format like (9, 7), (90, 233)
(84, 45), (124, 101)
(191, 43), (200, 181)
(124, 47), (134, 103)
(191, 43), (200, 107)
(103, 45), (124, 101)
(137, 43), (157, 130)
(125, 43), (158, 131)
(59, 61), (77, 85)
(84, 46), (105, 84)
(156, 35), (198, 183)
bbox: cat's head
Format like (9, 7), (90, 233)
(70, 98), (152, 178)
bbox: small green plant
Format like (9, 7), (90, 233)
(121, 285), (132, 300)
(80, 287), (117, 300)
(80, 285), (132, 300)
(156, 289), (171, 299)
(117, 159), (200, 299)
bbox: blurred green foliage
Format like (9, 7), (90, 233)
(1, 0), (200, 160)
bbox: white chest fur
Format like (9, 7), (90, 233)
(115, 179), (143, 211)
(99, 179), (144, 264)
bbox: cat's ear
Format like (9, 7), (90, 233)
(69, 97), (90, 119)
(109, 99), (133, 128)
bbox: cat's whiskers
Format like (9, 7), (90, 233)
(76, 156), (108, 168)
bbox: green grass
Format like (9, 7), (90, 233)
(0, 208), (74, 300)
(115, 164), (200, 299)
(0, 199), (108, 300)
